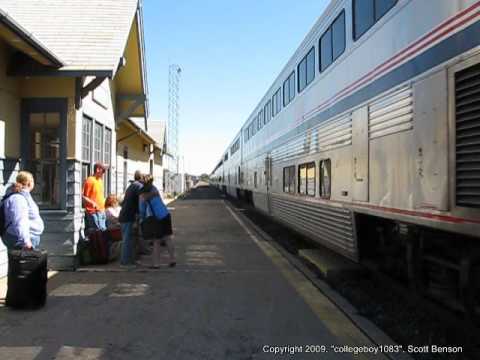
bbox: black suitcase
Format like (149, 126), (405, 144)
(88, 230), (110, 264)
(6, 249), (48, 309)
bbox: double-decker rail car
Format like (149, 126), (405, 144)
(212, 0), (480, 310)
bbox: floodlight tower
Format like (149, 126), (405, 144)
(167, 64), (181, 194)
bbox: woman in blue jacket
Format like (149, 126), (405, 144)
(138, 175), (176, 268)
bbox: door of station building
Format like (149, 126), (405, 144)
(21, 98), (67, 210)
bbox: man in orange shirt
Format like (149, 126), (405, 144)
(83, 162), (107, 231)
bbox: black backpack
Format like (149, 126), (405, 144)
(0, 192), (26, 236)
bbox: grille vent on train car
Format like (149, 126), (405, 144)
(455, 63), (480, 208)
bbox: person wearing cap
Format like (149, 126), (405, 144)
(82, 162), (107, 231)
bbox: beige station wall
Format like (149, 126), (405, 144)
(115, 124), (151, 195)
(81, 78), (117, 162)
(0, 41), (20, 158)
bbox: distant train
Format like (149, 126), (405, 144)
(211, 0), (480, 310)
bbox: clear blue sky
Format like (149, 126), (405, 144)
(143, 0), (329, 175)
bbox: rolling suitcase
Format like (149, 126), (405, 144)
(88, 230), (110, 264)
(6, 249), (48, 309)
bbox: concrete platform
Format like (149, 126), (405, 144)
(0, 186), (389, 360)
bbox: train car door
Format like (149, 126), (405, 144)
(352, 107), (369, 201)
(264, 155), (272, 214)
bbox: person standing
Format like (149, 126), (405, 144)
(82, 163), (107, 232)
(2, 171), (44, 250)
(139, 174), (176, 268)
(119, 170), (143, 266)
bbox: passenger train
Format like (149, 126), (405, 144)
(211, 0), (480, 309)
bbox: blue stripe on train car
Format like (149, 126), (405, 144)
(250, 19), (480, 160)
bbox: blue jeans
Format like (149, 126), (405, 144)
(120, 222), (134, 265)
(85, 212), (107, 232)
(2, 233), (41, 250)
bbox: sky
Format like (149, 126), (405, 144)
(143, 0), (329, 175)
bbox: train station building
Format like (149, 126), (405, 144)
(0, 0), (158, 276)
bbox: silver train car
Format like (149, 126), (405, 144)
(212, 0), (480, 306)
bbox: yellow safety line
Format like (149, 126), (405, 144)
(225, 202), (388, 360)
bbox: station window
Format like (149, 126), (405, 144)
(353, 0), (397, 40)
(283, 166), (296, 193)
(298, 162), (315, 196)
(264, 100), (272, 124)
(320, 11), (345, 72)
(319, 159), (331, 199)
(298, 47), (315, 93)
(272, 88), (282, 117)
(283, 71), (296, 106)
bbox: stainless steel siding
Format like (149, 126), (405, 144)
(252, 191), (269, 213)
(271, 113), (352, 163)
(369, 86), (413, 139)
(271, 194), (357, 260)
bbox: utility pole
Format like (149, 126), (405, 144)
(167, 64), (181, 195)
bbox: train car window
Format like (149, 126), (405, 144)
(298, 47), (315, 93)
(353, 0), (374, 39)
(276, 89), (282, 114)
(272, 88), (282, 117)
(272, 93), (277, 117)
(376, 0), (397, 19)
(283, 166), (295, 193)
(254, 172), (258, 188)
(306, 47), (315, 86)
(320, 159), (331, 198)
(298, 57), (307, 93)
(283, 71), (296, 106)
(264, 100), (272, 124)
(289, 72), (296, 103)
(353, 0), (397, 40)
(320, 11), (345, 73)
(257, 110), (264, 130)
(306, 163), (316, 196)
(298, 162), (315, 196)
(320, 28), (332, 72)
(332, 11), (346, 61)
(298, 165), (307, 194)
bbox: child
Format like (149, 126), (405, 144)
(104, 194), (122, 261)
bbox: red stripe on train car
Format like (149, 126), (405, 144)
(299, 0), (480, 122)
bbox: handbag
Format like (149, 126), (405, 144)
(141, 200), (161, 239)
